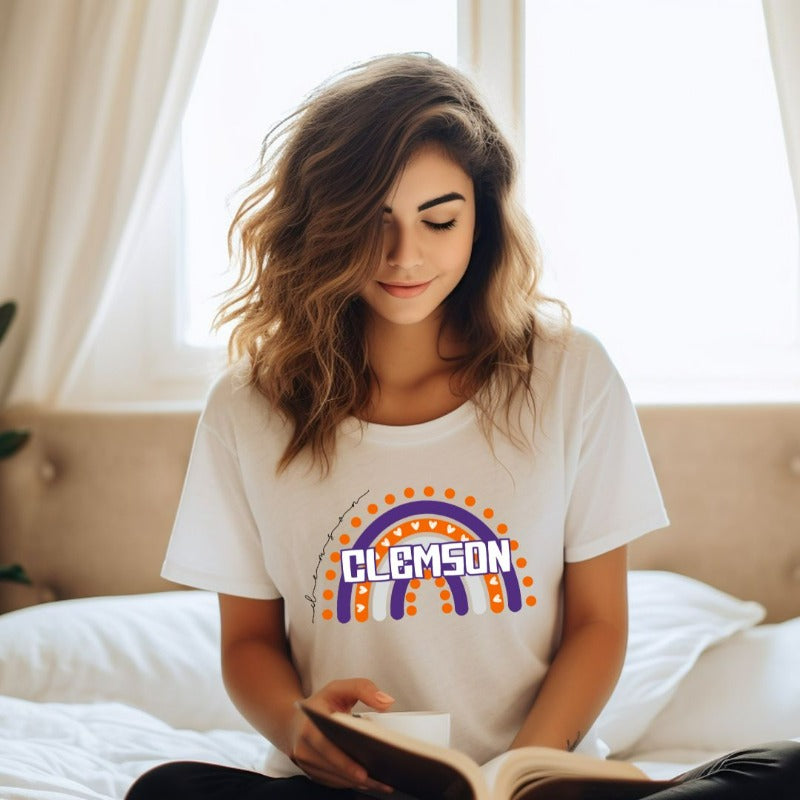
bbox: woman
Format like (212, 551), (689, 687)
(127, 53), (800, 799)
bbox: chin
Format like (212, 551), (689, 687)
(375, 309), (441, 327)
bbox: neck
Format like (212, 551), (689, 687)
(365, 312), (460, 391)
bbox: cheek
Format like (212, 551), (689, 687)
(449, 229), (475, 273)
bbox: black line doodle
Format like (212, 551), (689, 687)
(305, 490), (369, 623)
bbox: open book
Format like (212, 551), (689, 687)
(300, 703), (675, 800)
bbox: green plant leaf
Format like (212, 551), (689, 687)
(0, 429), (30, 459)
(0, 564), (32, 585)
(0, 301), (15, 345)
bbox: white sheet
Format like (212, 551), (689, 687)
(0, 694), (708, 800)
(0, 696), (266, 800)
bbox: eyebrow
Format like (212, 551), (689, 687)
(383, 192), (466, 214)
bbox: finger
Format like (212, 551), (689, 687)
(301, 724), (372, 786)
(363, 778), (395, 793)
(327, 678), (396, 713)
(292, 754), (361, 790)
(295, 725), (395, 794)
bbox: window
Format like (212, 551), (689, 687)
(75, 0), (798, 405)
(524, 0), (799, 401)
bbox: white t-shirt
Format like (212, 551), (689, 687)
(162, 327), (668, 776)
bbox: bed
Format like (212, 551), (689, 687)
(0, 403), (798, 799)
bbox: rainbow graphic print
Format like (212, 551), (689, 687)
(319, 485), (536, 623)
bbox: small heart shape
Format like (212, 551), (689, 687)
(393, 527), (403, 537)
(428, 520), (437, 530)
(358, 585), (368, 594)
(411, 521), (420, 531)
(446, 524), (455, 534)
(381, 537), (390, 548)
(356, 604), (365, 613)
(492, 594), (501, 604)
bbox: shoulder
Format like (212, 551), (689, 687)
(198, 358), (287, 448)
(533, 322), (618, 392)
(566, 326), (619, 384)
(203, 357), (256, 411)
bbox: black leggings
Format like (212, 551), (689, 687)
(125, 740), (800, 799)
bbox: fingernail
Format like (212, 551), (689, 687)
(375, 691), (395, 703)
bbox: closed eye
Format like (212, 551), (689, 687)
(424, 219), (456, 232)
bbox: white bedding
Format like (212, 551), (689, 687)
(0, 571), (797, 799)
(0, 696), (265, 800)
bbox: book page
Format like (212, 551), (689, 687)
(478, 750), (516, 795)
(479, 747), (651, 799)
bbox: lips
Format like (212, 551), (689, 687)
(377, 280), (433, 298)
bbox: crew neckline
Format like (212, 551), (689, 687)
(341, 398), (477, 445)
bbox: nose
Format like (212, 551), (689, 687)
(384, 221), (422, 269)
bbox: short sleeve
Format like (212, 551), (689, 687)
(564, 340), (669, 562)
(162, 414), (281, 599)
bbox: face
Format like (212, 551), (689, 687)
(359, 145), (476, 328)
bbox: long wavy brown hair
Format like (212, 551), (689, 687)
(215, 53), (570, 474)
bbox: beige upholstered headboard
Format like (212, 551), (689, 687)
(1, 404), (799, 621)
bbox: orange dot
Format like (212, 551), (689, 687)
(440, 590), (451, 601)
(406, 592), (416, 603)
(325, 570), (336, 580)
(465, 495), (476, 506)
(526, 596), (537, 607)
(497, 523), (508, 534)
(424, 486), (435, 497)
(407, 605), (417, 616)
(442, 603), (453, 614)
(483, 507), (494, 519)
(510, 540), (519, 550)
(523, 576), (534, 587)
(367, 503), (378, 514)
(404, 487), (415, 498)
(322, 609), (333, 620)
(330, 552), (340, 563)
(423, 569), (432, 580)
(350, 517), (361, 528)
(516, 557), (527, 569)
(339, 534), (350, 545)
(445, 488), (455, 499)
(435, 577), (446, 587)
(385, 494), (396, 504)
(410, 579), (421, 589)
(323, 589), (334, 600)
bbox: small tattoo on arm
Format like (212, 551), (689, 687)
(566, 732), (582, 752)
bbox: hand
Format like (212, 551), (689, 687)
(289, 678), (396, 793)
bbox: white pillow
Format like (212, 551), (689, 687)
(0, 574), (766, 750)
(0, 591), (253, 733)
(632, 617), (800, 753)
(594, 571), (765, 756)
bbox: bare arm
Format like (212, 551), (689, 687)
(508, 545), (628, 752)
(218, 594), (394, 792)
(218, 595), (303, 754)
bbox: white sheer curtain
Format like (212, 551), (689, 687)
(763, 0), (800, 230)
(0, 0), (217, 405)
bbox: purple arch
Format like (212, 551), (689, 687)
(335, 500), (522, 622)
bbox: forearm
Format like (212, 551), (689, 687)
(222, 636), (305, 756)
(508, 619), (626, 752)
